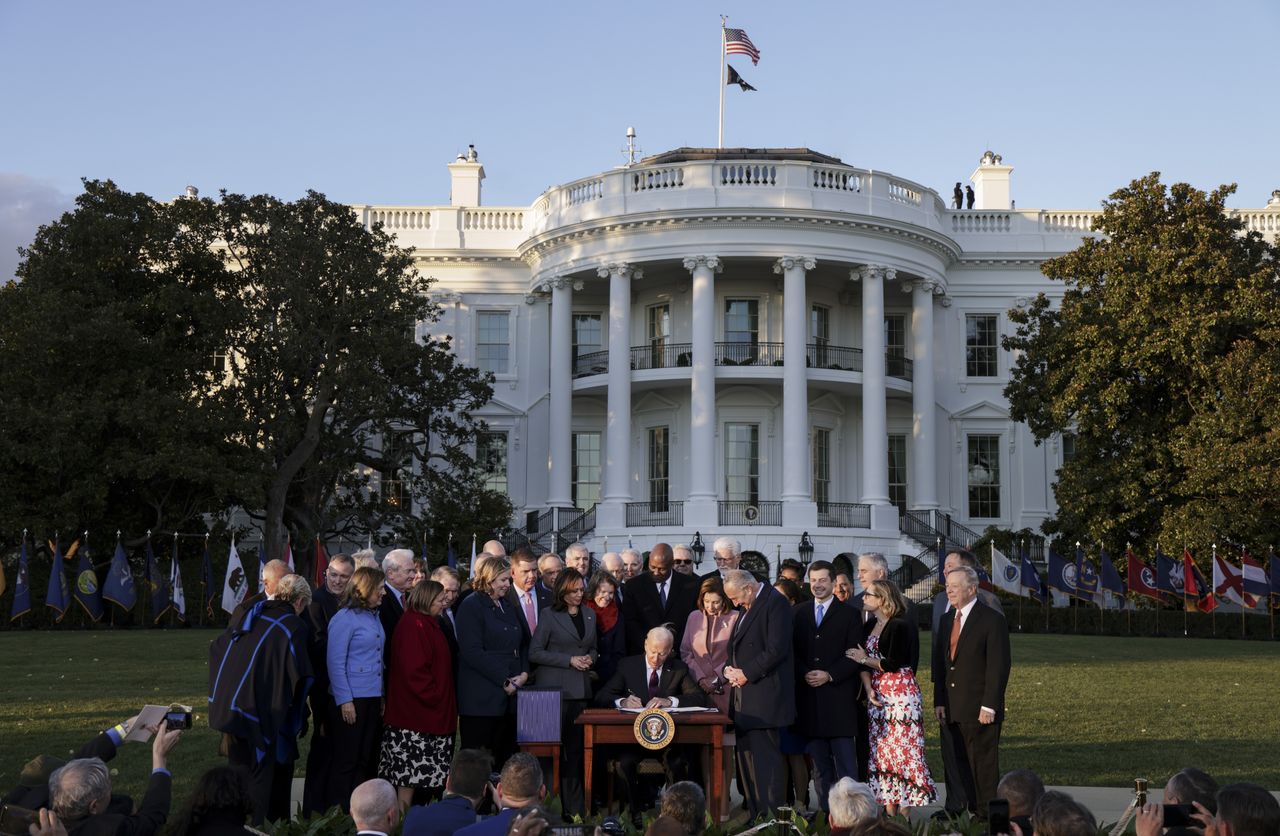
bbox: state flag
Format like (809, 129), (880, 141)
(1240, 550), (1268, 607)
(146, 539), (170, 622)
(169, 538), (187, 621)
(1213, 553), (1252, 608)
(1047, 550), (1076, 596)
(1019, 546), (1046, 602)
(10, 539), (32, 621)
(102, 542), (136, 611)
(1126, 548), (1161, 601)
(257, 544), (269, 593)
(1099, 547), (1125, 595)
(1182, 549), (1215, 613)
(1075, 545), (1100, 602)
(46, 540), (69, 622)
(73, 543), (104, 621)
(1156, 549), (1183, 602)
(313, 537), (329, 588)
(1272, 550), (1280, 610)
(991, 546), (1022, 597)
(222, 541), (249, 615)
(446, 539), (457, 570)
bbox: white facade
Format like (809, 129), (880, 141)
(360, 147), (1280, 568)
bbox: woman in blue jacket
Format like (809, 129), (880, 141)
(456, 556), (527, 768)
(326, 565), (386, 810)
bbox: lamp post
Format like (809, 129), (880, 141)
(690, 531), (706, 569)
(798, 531), (815, 567)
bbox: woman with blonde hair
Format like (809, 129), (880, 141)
(456, 556), (527, 766)
(326, 566), (386, 809)
(847, 579), (935, 816)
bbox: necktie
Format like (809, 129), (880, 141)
(815, 602), (825, 627)
(523, 592), (537, 630)
(659, 581), (668, 608)
(648, 668), (660, 700)
(949, 608), (963, 660)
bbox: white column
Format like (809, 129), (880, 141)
(683, 255), (721, 528)
(547, 277), (575, 509)
(909, 277), (939, 510)
(776, 256), (818, 527)
(599, 263), (641, 527)
(858, 265), (891, 507)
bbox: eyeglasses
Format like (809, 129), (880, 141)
(864, 592), (881, 598)
(673, 559), (693, 565)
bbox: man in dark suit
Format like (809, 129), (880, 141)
(402, 749), (490, 836)
(621, 543), (697, 655)
(378, 549), (415, 664)
(302, 553), (354, 815)
(933, 565), (1011, 819)
(504, 548), (550, 657)
(931, 548), (1003, 816)
(430, 566), (462, 667)
(595, 626), (706, 816)
(792, 560), (864, 811)
(723, 569), (795, 820)
(50, 724), (182, 836)
(700, 536), (767, 585)
(350, 778), (400, 836)
(230, 558), (288, 627)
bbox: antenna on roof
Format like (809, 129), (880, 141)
(621, 127), (643, 166)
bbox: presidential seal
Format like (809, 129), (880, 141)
(633, 707), (675, 751)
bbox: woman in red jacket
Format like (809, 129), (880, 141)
(378, 579), (457, 808)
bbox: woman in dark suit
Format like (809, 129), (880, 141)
(584, 570), (624, 686)
(848, 579), (936, 817)
(529, 567), (597, 817)
(456, 556), (526, 767)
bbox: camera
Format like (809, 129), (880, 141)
(165, 710), (193, 730)
(599, 817), (626, 836)
(0, 804), (38, 836)
(1163, 804), (1195, 828)
(987, 799), (1011, 835)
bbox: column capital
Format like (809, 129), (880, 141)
(902, 277), (942, 295)
(682, 255), (723, 273)
(546, 276), (584, 291)
(524, 293), (545, 305)
(598, 262), (644, 280)
(772, 256), (816, 274)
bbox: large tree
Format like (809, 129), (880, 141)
(1003, 173), (1280, 552)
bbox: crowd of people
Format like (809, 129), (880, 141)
(7, 537), (1279, 836)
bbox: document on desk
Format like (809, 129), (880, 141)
(618, 706), (714, 713)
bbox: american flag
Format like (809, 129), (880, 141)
(724, 28), (760, 65)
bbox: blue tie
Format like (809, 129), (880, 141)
(815, 603), (825, 627)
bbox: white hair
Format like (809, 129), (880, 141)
(50, 758), (111, 820)
(645, 625), (676, 648)
(620, 548), (642, 562)
(600, 552), (622, 571)
(275, 574), (313, 607)
(351, 548), (377, 569)
(721, 569), (754, 592)
(712, 536), (741, 559)
(858, 552), (889, 576)
(565, 542), (590, 561)
(828, 777), (878, 828)
(947, 565), (980, 589)
(381, 548), (414, 571)
(350, 778), (397, 831)
(672, 544), (693, 558)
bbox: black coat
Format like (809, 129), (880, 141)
(726, 582), (795, 731)
(593, 655), (706, 707)
(505, 584), (552, 655)
(620, 571), (697, 655)
(792, 598), (863, 738)
(377, 584), (406, 670)
(852, 592), (921, 673)
(456, 591), (527, 717)
(932, 601), (1011, 723)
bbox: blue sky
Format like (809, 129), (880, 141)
(2, 1), (1277, 279)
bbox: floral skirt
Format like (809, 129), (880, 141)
(378, 725), (452, 789)
(866, 637), (937, 807)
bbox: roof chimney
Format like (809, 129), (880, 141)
(448, 145), (484, 207)
(970, 151), (1013, 210)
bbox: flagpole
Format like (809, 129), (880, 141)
(717, 16), (727, 148)
(1014, 542), (1022, 631)
(1211, 543), (1217, 637)
(1183, 543), (1189, 638)
(1239, 546), (1246, 640)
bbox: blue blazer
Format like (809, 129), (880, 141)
(456, 591), (527, 717)
(402, 794), (480, 836)
(327, 607), (385, 705)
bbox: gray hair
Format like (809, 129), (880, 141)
(946, 565), (980, 589)
(431, 566), (460, 583)
(50, 758), (111, 820)
(600, 552), (622, 572)
(711, 536), (741, 560)
(828, 777), (877, 828)
(672, 544), (693, 559)
(620, 548), (642, 562)
(857, 552), (889, 577)
(350, 778), (397, 831)
(537, 553), (562, 570)
(351, 548), (377, 569)
(721, 569), (754, 593)
(381, 548), (414, 572)
(275, 574), (313, 607)
(564, 542), (590, 561)
(659, 780), (706, 831)
(645, 625), (676, 648)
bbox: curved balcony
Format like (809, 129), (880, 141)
(573, 342), (913, 381)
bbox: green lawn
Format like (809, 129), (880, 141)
(1, 629), (1276, 811)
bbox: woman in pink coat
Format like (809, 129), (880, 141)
(680, 576), (740, 821)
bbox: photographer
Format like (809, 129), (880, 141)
(1135, 768), (1219, 836)
(47, 723), (182, 836)
(5, 716), (145, 814)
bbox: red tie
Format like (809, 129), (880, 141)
(949, 608), (963, 660)
(523, 592), (537, 630)
(648, 668), (660, 701)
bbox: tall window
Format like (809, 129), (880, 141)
(571, 431), (601, 510)
(647, 304), (671, 367)
(887, 434), (907, 515)
(648, 427), (669, 511)
(812, 428), (831, 509)
(965, 314), (999, 377)
(725, 423), (760, 503)
(885, 313), (907, 377)
(967, 435), (1000, 518)
(572, 313), (602, 360)
(380, 433), (413, 510)
(724, 299), (759, 363)
(477, 431), (509, 495)
(1061, 432), (1078, 465)
(477, 311), (510, 374)
(811, 305), (830, 345)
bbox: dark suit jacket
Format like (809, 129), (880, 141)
(437, 609), (460, 670)
(229, 591), (266, 629)
(932, 600), (1011, 723)
(852, 592), (921, 673)
(456, 591), (527, 717)
(504, 584), (552, 654)
(402, 793), (480, 836)
(378, 584), (406, 670)
(308, 586), (342, 702)
(593, 655), (706, 707)
(66, 770), (170, 836)
(529, 607), (599, 700)
(620, 571), (697, 655)
(792, 597), (863, 738)
(726, 582), (795, 731)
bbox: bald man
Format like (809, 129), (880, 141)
(231, 558), (289, 626)
(621, 543), (698, 655)
(483, 540), (507, 558)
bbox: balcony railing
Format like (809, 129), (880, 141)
(630, 342), (693, 371)
(718, 501), (782, 526)
(554, 503), (597, 553)
(886, 352), (913, 381)
(626, 501), (684, 527)
(715, 341), (784, 366)
(572, 350), (610, 379)
(808, 343), (862, 371)
(816, 502), (873, 529)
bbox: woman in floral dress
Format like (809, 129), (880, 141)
(848, 578), (936, 816)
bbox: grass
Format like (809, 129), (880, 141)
(1, 629), (1276, 812)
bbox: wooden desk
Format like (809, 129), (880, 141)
(517, 742), (561, 799)
(576, 709), (730, 817)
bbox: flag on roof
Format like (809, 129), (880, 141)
(102, 541), (136, 611)
(724, 27), (760, 65)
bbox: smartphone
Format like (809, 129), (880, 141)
(548, 827), (593, 836)
(0, 803), (38, 836)
(1163, 804), (1195, 828)
(988, 799), (1011, 835)
(165, 710), (193, 730)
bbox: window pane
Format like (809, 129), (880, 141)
(478, 431), (509, 495)
(477, 312), (510, 373)
(967, 435), (1000, 518)
(572, 314), (602, 360)
(725, 422), (759, 503)
(724, 299), (759, 343)
(648, 427), (669, 510)
(887, 434), (907, 515)
(1062, 433), (1078, 464)
(810, 306), (830, 343)
(381, 432), (413, 510)
(572, 431), (601, 510)
(884, 315), (905, 356)
(965, 314), (998, 377)
(812, 428), (830, 509)
(648, 305), (670, 343)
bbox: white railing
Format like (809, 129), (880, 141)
(813, 166), (860, 192)
(951, 212), (1011, 233)
(1040, 211), (1099, 232)
(887, 179), (922, 206)
(566, 178), (604, 206)
(1230, 209), (1280, 235)
(632, 166), (684, 191)
(368, 208), (431, 230)
(462, 208), (524, 231)
(720, 163), (777, 186)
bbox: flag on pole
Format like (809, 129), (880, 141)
(1212, 553), (1252, 608)
(1046, 550), (1076, 597)
(470, 533), (477, 570)
(937, 539), (946, 583)
(102, 541), (136, 611)
(46, 540), (69, 622)
(446, 538), (457, 570)
(990, 545), (1023, 597)
(1019, 546), (1045, 602)
(1099, 547), (1124, 595)
(170, 536), (186, 621)
(284, 536), (296, 573)
(726, 64), (757, 91)
(222, 541), (248, 615)
(313, 537), (329, 588)
(1126, 548), (1161, 601)
(724, 27), (761, 65)
(1240, 550), (1268, 607)
(201, 539), (214, 618)
(1156, 548), (1182, 602)
(1271, 549), (1280, 610)
(1182, 549), (1215, 613)
(10, 539), (32, 621)
(73, 541), (104, 621)
(146, 539), (170, 622)
(1074, 545), (1099, 602)
(257, 544), (269, 593)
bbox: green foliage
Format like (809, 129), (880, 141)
(1003, 173), (1280, 555)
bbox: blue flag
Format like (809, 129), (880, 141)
(1099, 547), (1124, 595)
(1156, 548), (1182, 601)
(446, 540), (457, 569)
(1047, 549), (1076, 595)
(102, 542), (137, 611)
(1270, 550), (1280, 610)
(10, 539), (31, 621)
(1019, 545), (1045, 602)
(46, 541), (69, 621)
(74, 544), (104, 621)
(1075, 546), (1099, 600)
(146, 539), (171, 622)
